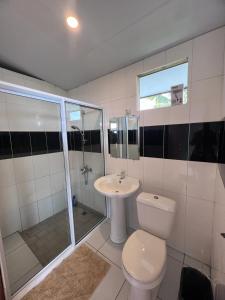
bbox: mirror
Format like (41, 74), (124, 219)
(108, 115), (139, 160)
(127, 115), (139, 159)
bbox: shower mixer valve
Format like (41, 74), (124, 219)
(80, 165), (92, 175)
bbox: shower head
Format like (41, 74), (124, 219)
(71, 125), (82, 131)
(71, 125), (86, 144)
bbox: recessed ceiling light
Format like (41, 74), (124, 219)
(66, 16), (79, 29)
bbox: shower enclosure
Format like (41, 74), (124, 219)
(0, 81), (106, 298)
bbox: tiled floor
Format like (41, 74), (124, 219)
(84, 220), (211, 300)
(3, 203), (104, 295)
(21, 203), (104, 266)
(3, 233), (42, 295)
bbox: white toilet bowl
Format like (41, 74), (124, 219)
(122, 193), (176, 300)
(122, 230), (167, 300)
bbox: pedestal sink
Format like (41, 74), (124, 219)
(94, 174), (140, 243)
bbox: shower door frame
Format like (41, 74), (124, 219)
(0, 80), (107, 300)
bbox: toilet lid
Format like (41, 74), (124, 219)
(122, 230), (166, 284)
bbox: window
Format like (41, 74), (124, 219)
(139, 61), (188, 111)
(70, 111), (81, 121)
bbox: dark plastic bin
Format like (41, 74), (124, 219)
(178, 267), (213, 300)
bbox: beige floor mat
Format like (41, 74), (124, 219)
(22, 244), (110, 300)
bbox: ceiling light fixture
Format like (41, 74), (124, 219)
(66, 16), (79, 29)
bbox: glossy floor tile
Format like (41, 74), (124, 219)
(87, 221), (111, 250)
(85, 221), (211, 300)
(99, 238), (124, 268)
(3, 233), (42, 294)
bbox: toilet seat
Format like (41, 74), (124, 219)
(122, 230), (167, 289)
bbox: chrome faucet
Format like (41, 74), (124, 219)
(118, 170), (126, 180)
(81, 165), (92, 175)
(81, 165), (92, 185)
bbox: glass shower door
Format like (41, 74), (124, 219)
(65, 102), (106, 242)
(0, 91), (72, 295)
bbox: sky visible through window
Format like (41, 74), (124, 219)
(139, 62), (188, 110)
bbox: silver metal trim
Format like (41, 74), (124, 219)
(60, 99), (76, 246)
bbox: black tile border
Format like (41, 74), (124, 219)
(144, 125), (164, 158)
(0, 132), (12, 160)
(0, 129), (102, 160)
(108, 121), (225, 164)
(164, 124), (189, 160)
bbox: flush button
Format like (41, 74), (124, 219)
(154, 195), (159, 199)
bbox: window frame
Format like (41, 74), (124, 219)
(138, 58), (189, 111)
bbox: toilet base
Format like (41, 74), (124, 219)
(128, 284), (159, 300)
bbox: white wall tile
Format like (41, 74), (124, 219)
(166, 40), (193, 87)
(86, 153), (104, 176)
(52, 190), (67, 214)
(166, 40), (193, 65)
(222, 72), (225, 116)
(185, 196), (214, 264)
(90, 74), (112, 103)
(32, 154), (50, 179)
(187, 161), (217, 202)
(143, 157), (164, 194)
(106, 157), (128, 175)
(124, 61), (143, 98)
(164, 191), (186, 253)
(0, 186), (21, 237)
(110, 69), (126, 100)
(34, 176), (51, 201)
(190, 76), (223, 122)
(211, 269), (225, 292)
(143, 106), (170, 126)
(163, 159), (187, 196)
(41, 101), (61, 132)
(93, 192), (106, 215)
(38, 196), (53, 222)
(192, 27), (225, 81)
(212, 202), (225, 273)
(16, 181), (36, 207)
(0, 209), (22, 238)
(79, 185), (94, 209)
(0, 92), (9, 131)
(50, 172), (66, 194)
(13, 156), (34, 184)
(126, 194), (139, 229)
(107, 98), (126, 119)
(0, 159), (15, 188)
(48, 152), (65, 175)
(184, 255), (210, 277)
(20, 202), (39, 230)
(215, 166), (225, 206)
(124, 96), (138, 115)
(6, 95), (45, 132)
(143, 52), (166, 73)
(1, 69), (25, 86)
(0, 210), (21, 238)
(0, 185), (19, 215)
(170, 100), (191, 126)
(127, 158), (144, 183)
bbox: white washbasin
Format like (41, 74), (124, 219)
(94, 174), (140, 199)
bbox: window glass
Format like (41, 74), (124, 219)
(139, 62), (188, 111)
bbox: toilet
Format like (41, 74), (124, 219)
(122, 192), (176, 300)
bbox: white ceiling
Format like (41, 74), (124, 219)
(0, 0), (225, 90)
